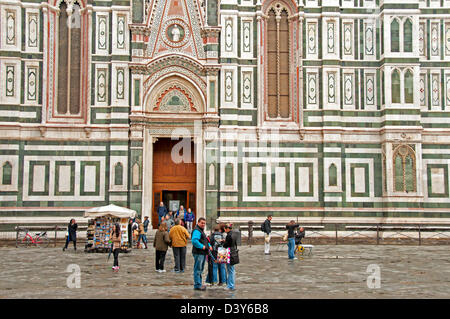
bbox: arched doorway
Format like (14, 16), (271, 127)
(142, 75), (206, 229)
(152, 138), (197, 228)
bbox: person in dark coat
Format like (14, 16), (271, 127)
(63, 219), (78, 251)
(157, 202), (168, 223)
(262, 215), (272, 255)
(205, 229), (215, 286)
(127, 219), (133, 248)
(153, 222), (171, 272)
(295, 227), (306, 246)
(223, 224), (239, 291)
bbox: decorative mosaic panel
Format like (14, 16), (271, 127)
(28, 13), (38, 48)
(97, 69), (107, 103)
(327, 72), (336, 104)
(343, 23), (353, 56)
(225, 18), (233, 52)
(242, 71), (252, 104)
(344, 73), (354, 106)
(117, 15), (126, 50)
(419, 22), (426, 56)
(446, 74), (450, 107)
(117, 68), (125, 100)
(225, 70), (233, 102)
(307, 73), (317, 105)
(98, 15), (108, 51)
(365, 73), (375, 106)
(307, 22), (317, 55)
(446, 23), (450, 56)
(431, 22), (439, 57)
(432, 74), (440, 107)
(5, 65), (15, 97)
(242, 21), (251, 53)
(27, 67), (38, 101)
(419, 73), (426, 107)
(6, 10), (16, 45)
(365, 23), (374, 56)
(327, 22), (335, 54)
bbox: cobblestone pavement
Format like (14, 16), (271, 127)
(1, 244), (450, 299)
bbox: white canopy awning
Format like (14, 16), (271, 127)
(84, 204), (137, 219)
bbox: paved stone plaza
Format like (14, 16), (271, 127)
(1, 244), (450, 299)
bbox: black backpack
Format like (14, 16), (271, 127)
(260, 221), (266, 233)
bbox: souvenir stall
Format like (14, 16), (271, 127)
(84, 204), (136, 253)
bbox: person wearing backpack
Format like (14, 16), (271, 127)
(261, 215), (272, 255)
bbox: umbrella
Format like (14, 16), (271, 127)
(84, 204), (137, 218)
(107, 242), (113, 261)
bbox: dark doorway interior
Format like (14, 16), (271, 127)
(162, 190), (187, 212)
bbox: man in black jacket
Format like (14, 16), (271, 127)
(262, 215), (272, 255)
(223, 224), (239, 291)
(63, 219), (78, 251)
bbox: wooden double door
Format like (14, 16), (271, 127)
(152, 138), (196, 228)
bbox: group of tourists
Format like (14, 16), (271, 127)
(127, 216), (150, 249)
(62, 210), (306, 290)
(153, 216), (239, 291)
(157, 202), (196, 234)
(261, 215), (306, 260)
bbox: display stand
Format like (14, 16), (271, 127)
(83, 204), (136, 253)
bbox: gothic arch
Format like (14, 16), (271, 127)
(262, 0), (297, 15)
(260, 0), (299, 122)
(144, 75), (205, 113)
(393, 144), (417, 193)
(44, 0), (90, 123)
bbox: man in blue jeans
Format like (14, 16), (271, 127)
(223, 224), (239, 290)
(191, 217), (212, 291)
(286, 221), (300, 260)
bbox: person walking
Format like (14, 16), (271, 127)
(262, 215), (272, 255)
(153, 222), (171, 273)
(63, 219), (78, 251)
(142, 216), (150, 248)
(191, 217), (212, 291)
(111, 223), (122, 272)
(176, 205), (187, 227)
(157, 202), (168, 223)
(285, 220), (300, 260)
(131, 218), (139, 248)
(169, 219), (190, 273)
(164, 213), (175, 232)
(136, 219), (147, 249)
(185, 208), (195, 234)
(127, 219), (133, 248)
(223, 223), (239, 291)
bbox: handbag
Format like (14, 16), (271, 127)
(217, 247), (230, 264)
(282, 232), (288, 241)
(230, 248), (239, 265)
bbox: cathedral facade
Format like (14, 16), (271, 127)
(1, 0), (450, 228)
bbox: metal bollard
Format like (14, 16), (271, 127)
(335, 224), (338, 245)
(376, 225), (379, 245)
(248, 220), (254, 247)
